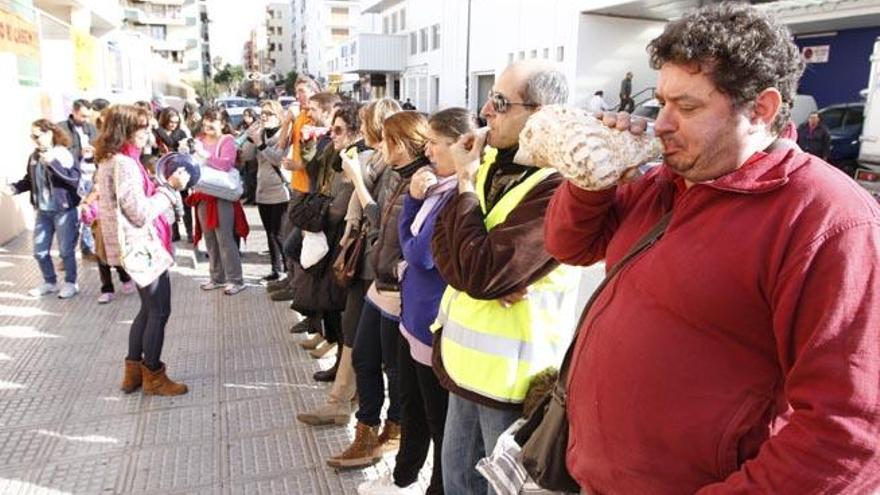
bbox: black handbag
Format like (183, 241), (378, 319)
(288, 191), (331, 233)
(515, 211), (673, 491)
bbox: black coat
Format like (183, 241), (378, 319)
(797, 123), (832, 160)
(57, 116), (97, 163)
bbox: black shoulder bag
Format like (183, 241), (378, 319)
(515, 211), (673, 491)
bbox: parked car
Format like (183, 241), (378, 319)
(215, 97), (259, 130)
(814, 103), (865, 174)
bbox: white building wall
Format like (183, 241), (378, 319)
(402, 0), (442, 111)
(573, 15), (665, 109)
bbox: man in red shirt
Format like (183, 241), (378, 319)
(545, 4), (880, 493)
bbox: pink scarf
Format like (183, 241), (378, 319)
(121, 143), (173, 255)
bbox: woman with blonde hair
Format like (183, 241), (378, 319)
(93, 104), (190, 396)
(327, 110), (430, 469)
(251, 99), (291, 281)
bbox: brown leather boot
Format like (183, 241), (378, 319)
(326, 422), (382, 468)
(121, 359), (143, 394)
(377, 419), (401, 454)
(141, 362), (188, 396)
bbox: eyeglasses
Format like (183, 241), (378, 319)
(487, 90), (538, 114)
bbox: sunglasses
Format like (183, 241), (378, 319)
(487, 90), (538, 114)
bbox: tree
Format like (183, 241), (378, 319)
(190, 78), (220, 102)
(213, 64), (246, 96)
(283, 69), (299, 95)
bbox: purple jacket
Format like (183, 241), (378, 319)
(398, 187), (456, 366)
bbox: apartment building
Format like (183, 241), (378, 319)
(266, 1), (293, 75)
(292, 0), (363, 83)
(121, 0), (203, 80)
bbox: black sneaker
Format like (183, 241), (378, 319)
(289, 318), (317, 334)
(262, 272), (280, 282)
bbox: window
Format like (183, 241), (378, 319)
(518, 51), (525, 60)
(410, 32), (417, 55)
(400, 8), (406, 30)
(530, 49), (537, 59)
(331, 28), (349, 36)
(432, 24), (440, 50)
(331, 7), (348, 15)
(508, 53), (514, 64)
(351, 41), (357, 55)
(557, 46), (564, 62)
(150, 25), (167, 40)
(420, 27), (428, 53)
(383, 16), (389, 34)
(543, 47), (549, 58)
(392, 11), (398, 33)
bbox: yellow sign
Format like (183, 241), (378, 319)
(0, 8), (40, 58)
(72, 28), (96, 91)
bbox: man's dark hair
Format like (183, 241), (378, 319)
(72, 99), (92, 111)
(595, 90), (604, 96)
(91, 98), (110, 112)
(647, 2), (804, 134)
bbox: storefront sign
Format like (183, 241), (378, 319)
(0, 8), (39, 58)
(802, 45), (830, 64)
(72, 27), (96, 91)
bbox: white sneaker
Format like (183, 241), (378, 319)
(28, 283), (58, 297)
(357, 474), (420, 495)
(224, 283), (247, 295)
(97, 292), (115, 304)
(57, 282), (79, 299)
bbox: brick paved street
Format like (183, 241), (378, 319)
(0, 206), (603, 495)
(0, 207), (424, 495)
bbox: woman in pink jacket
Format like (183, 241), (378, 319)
(190, 107), (247, 295)
(94, 104), (190, 396)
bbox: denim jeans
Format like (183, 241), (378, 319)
(441, 394), (521, 495)
(352, 301), (400, 427)
(33, 208), (79, 285)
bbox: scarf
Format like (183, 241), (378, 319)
(411, 174), (457, 236)
(394, 154), (431, 180)
(121, 142), (172, 255)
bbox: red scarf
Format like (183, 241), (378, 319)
(185, 192), (250, 246)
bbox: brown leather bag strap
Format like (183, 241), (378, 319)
(555, 210), (674, 392)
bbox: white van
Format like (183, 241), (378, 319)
(790, 94), (818, 127)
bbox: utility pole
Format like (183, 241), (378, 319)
(464, 0), (472, 111)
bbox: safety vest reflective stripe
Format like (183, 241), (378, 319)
(434, 150), (579, 403)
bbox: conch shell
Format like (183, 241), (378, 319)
(514, 105), (662, 190)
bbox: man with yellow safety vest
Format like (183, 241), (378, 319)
(430, 61), (580, 494)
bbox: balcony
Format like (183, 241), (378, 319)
(125, 7), (187, 25)
(152, 38), (186, 51)
(338, 33), (406, 74)
(129, 0), (186, 5)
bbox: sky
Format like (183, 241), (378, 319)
(207, 0), (269, 67)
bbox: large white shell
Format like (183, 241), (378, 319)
(515, 105), (662, 190)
